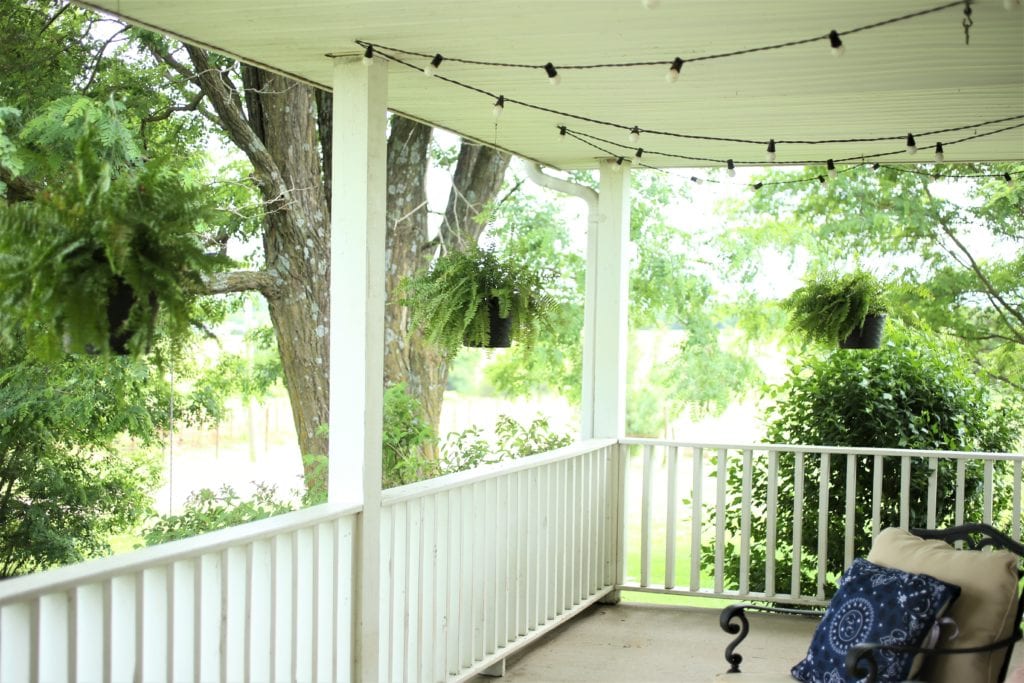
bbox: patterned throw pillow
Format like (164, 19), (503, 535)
(791, 558), (961, 683)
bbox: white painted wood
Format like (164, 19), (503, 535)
(248, 540), (273, 683)
(765, 450), (778, 597)
(108, 575), (136, 682)
(38, 593), (68, 683)
(665, 447), (678, 590)
(1, 602), (31, 682)
(329, 54), (387, 683)
(294, 528), (315, 683)
(640, 445), (654, 587)
(76, 583), (104, 681)
(223, 546), (247, 683)
(690, 447), (703, 593)
(714, 448), (727, 595)
(1015, 461), (1023, 541)
(337, 515), (356, 683)
(739, 449), (753, 595)
(315, 523), (335, 683)
(872, 455), (883, 538)
(900, 456), (912, 529)
(586, 160), (630, 440)
(927, 456), (938, 529)
(816, 452), (830, 600)
(955, 459), (966, 526)
(139, 567), (167, 683)
(792, 452), (804, 599)
(984, 460), (995, 525)
(844, 454), (856, 568)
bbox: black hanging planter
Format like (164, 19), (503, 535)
(840, 313), (887, 349)
(464, 297), (512, 348)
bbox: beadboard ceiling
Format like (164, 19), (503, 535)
(77, 0), (1024, 170)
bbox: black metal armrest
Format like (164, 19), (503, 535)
(845, 630), (1024, 682)
(720, 603), (823, 674)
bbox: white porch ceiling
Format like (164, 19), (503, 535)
(79, 0), (1024, 170)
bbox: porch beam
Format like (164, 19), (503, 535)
(328, 55), (387, 681)
(581, 160), (630, 439)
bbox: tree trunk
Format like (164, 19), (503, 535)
(382, 120), (511, 436)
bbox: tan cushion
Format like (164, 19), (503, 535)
(868, 527), (1020, 683)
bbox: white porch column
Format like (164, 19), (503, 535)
(581, 160), (631, 439)
(328, 56), (387, 681)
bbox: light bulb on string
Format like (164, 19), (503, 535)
(558, 126), (568, 138)
(634, 148), (644, 163)
(544, 63), (561, 85)
(612, 157), (625, 172)
(666, 57), (684, 83)
(424, 53), (444, 77)
(906, 133), (917, 154)
(818, 175), (827, 184)
(690, 176), (703, 185)
(1005, 172), (1015, 185)
(827, 159), (837, 179)
(828, 30), (845, 56)
(362, 45), (375, 65)
(752, 182), (764, 190)
(492, 95), (505, 118)
(726, 159), (736, 177)
(872, 162), (881, 171)
(766, 139), (777, 163)
(934, 142), (945, 162)
(629, 127), (641, 144)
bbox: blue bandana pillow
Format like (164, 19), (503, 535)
(791, 558), (961, 683)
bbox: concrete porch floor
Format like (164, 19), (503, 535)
(470, 601), (1024, 682)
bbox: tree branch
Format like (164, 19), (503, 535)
(181, 46), (288, 210)
(0, 167), (37, 203)
(39, 3), (71, 33)
(201, 270), (280, 298)
(80, 26), (128, 94)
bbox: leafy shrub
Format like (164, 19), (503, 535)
(143, 484), (294, 545)
(442, 414), (572, 473)
(383, 383), (440, 487)
(708, 325), (1021, 597)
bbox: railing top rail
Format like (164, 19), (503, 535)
(381, 437), (617, 506)
(618, 437), (1024, 461)
(0, 501), (361, 604)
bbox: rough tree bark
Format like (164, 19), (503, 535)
(382, 117), (510, 433)
(152, 45), (509, 481)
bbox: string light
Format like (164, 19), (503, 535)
(872, 162), (881, 170)
(767, 140), (777, 163)
(828, 30), (845, 56)
(362, 45), (374, 65)
(690, 176), (703, 184)
(906, 133), (918, 154)
(544, 62), (560, 85)
(424, 53), (444, 77)
(349, 2), (968, 79)
(629, 127), (641, 144)
(666, 57), (684, 83)
(934, 142), (945, 162)
(827, 159), (837, 179)
(1005, 172), (1015, 185)
(726, 159), (737, 177)
(492, 95), (505, 118)
(558, 125), (567, 137)
(635, 148), (645, 162)
(818, 175), (827, 184)
(753, 182), (764, 190)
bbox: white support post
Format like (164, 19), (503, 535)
(328, 56), (387, 682)
(581, 160), (630, 440)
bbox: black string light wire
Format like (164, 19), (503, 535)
(351, 1), (968, 78)
(557, 122), (1024, 168)
(366, 45), (1024, 153)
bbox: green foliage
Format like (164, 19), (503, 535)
(402, 245), (555, 359)
(708, 325), (1022, 597)
(782, 269), (890, 346)
(442, 415), (573, 473)
(0, 119), (230, 357)
(0, 342), (166, 577)
(383, 383), (440, 487)
(727, 163), (1024, 388)
(143, 484), (294, 545)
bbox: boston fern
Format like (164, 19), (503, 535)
(401, 245), (554, 358)
(782, 269), (889, 346)
(0, 131), (229, 356)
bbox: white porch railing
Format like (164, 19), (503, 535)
(2, 437), (1022, 681)
(378, 438), (620, 682)
(0, 503), (360, 683)
(620, 438), (1024, 607)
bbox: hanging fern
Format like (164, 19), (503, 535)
(0, 123), (229, 357)
(782, 270), (890, 346)
(400, 245), (555, 359)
